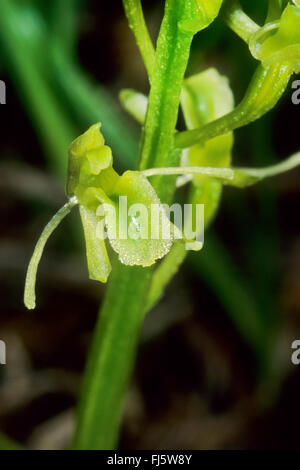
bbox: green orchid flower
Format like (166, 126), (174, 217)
(24, 122), (233, 310)
(180, 68), (300, 196)
(250, 3), (300, 73)
(120, 69), (300, 225)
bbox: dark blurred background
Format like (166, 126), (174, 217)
(0, 0), (300, 450)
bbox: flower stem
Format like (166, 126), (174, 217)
(142, 166), (233, 180)
(73, 0), (197, 450)
(220, 0), (259, 43)
(73, 263), (152, 449)
(122, 0), (155, 79)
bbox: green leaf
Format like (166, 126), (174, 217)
(0, 0), (77, 176)
(51, 41), (139, 169)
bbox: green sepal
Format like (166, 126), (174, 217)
(79, 205), (112, 283)
(67, 122), (112, 196)
(181, 68), (234, 227)
(251, 5), (300, 73)
(180, 0), (223, 33)
(181, 68), (234, 172)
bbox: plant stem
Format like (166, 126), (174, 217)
(139, 1), (196, 175)
(220, 0), (259, 43)
(73, 0), (197, 450)
(73, 263), (152, 449)
(142, 166), (233, 180)
(122, 0), (155, 79)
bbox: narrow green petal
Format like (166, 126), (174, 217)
(79, 205), (111, 283)
(24, 197), (77, 310)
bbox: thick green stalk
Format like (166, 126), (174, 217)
(139, 0), (196, 174)
(73, 263), (152, 449)
(73, 0), (197, 450)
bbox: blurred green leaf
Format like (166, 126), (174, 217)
(0, 432), (23, 450)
